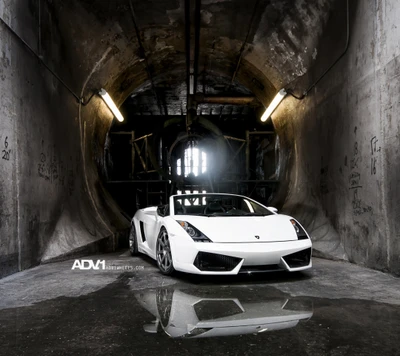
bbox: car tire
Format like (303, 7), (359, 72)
(129, 223), (139, 256)
(156, 228), (175, 275)
(156, 287), (174, 328)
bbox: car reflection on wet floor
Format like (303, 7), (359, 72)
(135, 287), (313, 338)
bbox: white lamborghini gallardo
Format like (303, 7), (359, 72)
(129, 193), (312, 275)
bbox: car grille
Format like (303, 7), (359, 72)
(193, 252), (242, 272)
(282, 248), (311, 268)
(239, 264), (284, 273)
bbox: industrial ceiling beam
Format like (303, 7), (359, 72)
(185, 0), (191, 132)
(129, 0), (165, 115)
(193, 0), (201, 95)
(185, 0), (202, 133)
(230, 0), (260, 88)
(196, 94), (259, 106)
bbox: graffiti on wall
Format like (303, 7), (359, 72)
(37, 151), (65, 184)
(370, 136), (381, 175)
(37, 140), (68, 187)
(37, 144), (78, 197)
(2, 136), (11, 161)
(348, 127), (373, 216)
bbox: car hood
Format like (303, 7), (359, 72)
(179, 214), (299, 243)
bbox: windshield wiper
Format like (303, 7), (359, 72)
(194, 212), (269, 217)
(243, 213), (270, 216)
(196, 213), (232, 217)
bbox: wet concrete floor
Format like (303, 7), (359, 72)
(0, 252), (400, 355)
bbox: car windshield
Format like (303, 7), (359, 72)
(173, 194), (273, 216)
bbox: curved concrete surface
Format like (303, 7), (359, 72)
(1, 0), (400, 277)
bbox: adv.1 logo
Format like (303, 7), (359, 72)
(71, 260), (106, 270)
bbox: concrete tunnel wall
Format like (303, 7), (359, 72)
(0, 0), (127, 278)
(272, 0), (400, 274)
(1, 0), (400, 277)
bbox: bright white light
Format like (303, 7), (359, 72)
(202, 152), (207, 174)
(184, 149), (190, 175)
(202, 190), (207, 205)
(178, 147), (207, 177)
(260, 89), (287, 122)
(193, 148), (199, 176)
(99, 88), (124, 122)
(177, 159), (181, 176)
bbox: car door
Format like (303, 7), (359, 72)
(145, 206), (167, 254)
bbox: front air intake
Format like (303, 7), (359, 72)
(239, 264), (284, 273)
(193, 252), (241, 272)
(282, 248), (311, 268)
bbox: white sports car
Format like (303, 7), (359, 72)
(129, 193), (312, 275)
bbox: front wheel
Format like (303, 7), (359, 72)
(156, 228), (175, 275)
(129, 223), (139, 256)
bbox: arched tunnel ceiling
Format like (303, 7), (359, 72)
(5, 0), (400, 279)
(51, 0), (335, 108)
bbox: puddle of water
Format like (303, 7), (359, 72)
(0, 273), (400, 356)
(135, 286), (313, 339)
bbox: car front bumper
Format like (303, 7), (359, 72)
(170, 237), (312, 275)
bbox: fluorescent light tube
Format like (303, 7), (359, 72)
(99, 88), (124, 122)
(260, 89), (287, 122)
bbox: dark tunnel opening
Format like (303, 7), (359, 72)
(106, 73), (280, 218)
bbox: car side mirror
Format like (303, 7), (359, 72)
(157, 206), (165, 217)
(157, 204), (169, 217)
(268, 207), (278, 213)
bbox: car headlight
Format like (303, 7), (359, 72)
(176, 221), (212, 242)
(290, 219), (309, 240)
